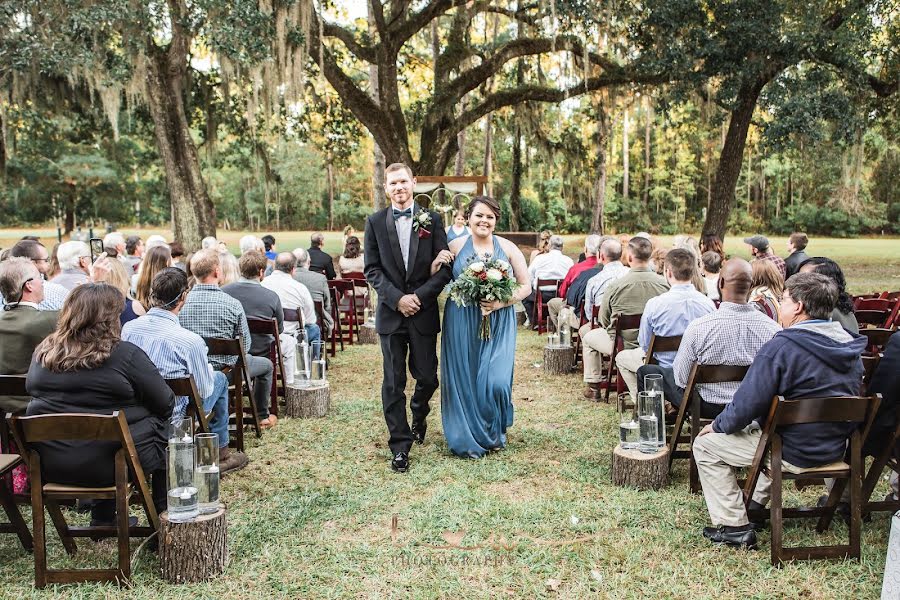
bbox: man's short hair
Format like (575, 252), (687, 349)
(274, 252), (296, 274)
(149, 267), (188, 309)
(310, 233), (325, 248)
(103, 232), (125, 248)
(790, 232), (809, 251)
(627, 236), (653, 262)
(201, 236), (219, 249)
(57, 241), (89, 270)
(239, 235), (262, 255)
(125, 235), (142, 255)
(600, 239), (623, 261)
(9, 239), (46, 261)
(385, 162), (413, 179)
(584, 234), (601, 256)
(549, 235), (564, 251)
(189, 248), (220, 280)
(665, 248), (696, 282)
(0, 257), (38, 303)
(785, 272), (838, 320)
(238, 251), (268, 279)
(293, 247), (310, 267)
(701, 251), (722, 274)
(262, 235), (275, 251)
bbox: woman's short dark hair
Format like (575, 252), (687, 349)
(343, 236), (362, 259)
(464, 196), (501, 220)
(150, 267), (189, 309)
(797, 257), (854, 315)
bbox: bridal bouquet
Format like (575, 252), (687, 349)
(447, 254), (520, 340)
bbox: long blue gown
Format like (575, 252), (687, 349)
(441, 235), (516, 458)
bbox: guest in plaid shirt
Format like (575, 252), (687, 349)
(743, 234), (786, 280)
(179, 249), (276, 428)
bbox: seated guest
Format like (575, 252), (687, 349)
(52, 241), (92, 290)
(239, 235), (264, 255)
(169, 241), (187, 271)
(798, 257), (859, 334)
(122, 268), (247, 473)
(582, 239), (629, 326)
(5, 239), (69, 310)
(133, 245), (172, 305)
(744, 234), (786, 279)
(0, 258), (59, 413)
(862, 333), (900, 500)
(201, 236), (219, 250)
(262, 234), (277, 261)
(749, 259), (783, 320)
(548, 235), (604, 331)
(523, 235), (574, 325)
(263, 252), (321, 344)
(784, 232), (809, 278)
(308, 232), (336, 280)
(179, 250), (277, 428)
(103, 232), (127, 262)
(26, 284), (175, 525)
(693, 272), (866, 549)
(581, 237), (667, 400)
(639, 258), (781, 417)
(103, 258), (146, 324)
(124, 235), (144, 274)
(615, 249), (716, 399)
(529, 230), (552, 263)
(338, 236), (365, 277)
(700, 234), (725, 261)
(649, 247), (668, 277)
(292, 247), (334, 336)
(224, 251), (298, 386)
(701, 251), (722, 300)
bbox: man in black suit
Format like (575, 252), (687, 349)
(364, 163), (452, 473)
(308, 232), (337, 280)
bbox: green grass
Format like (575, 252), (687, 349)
(0, 332), (891, 598)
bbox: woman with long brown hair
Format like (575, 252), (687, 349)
(338, 235), (365, 276)
(26, 284), (174, 525)
(749, 260), (784, 320)
(134, 245), (172, 309)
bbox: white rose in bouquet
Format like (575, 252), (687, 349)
(468, 261), (485, 273)
(486, 268), (503, 281)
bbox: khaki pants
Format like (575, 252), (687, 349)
(693, 427), (812, 527)
(580, 325), (613, 383)
(615, 348), (646, 398)
(548, 298), (566, 331)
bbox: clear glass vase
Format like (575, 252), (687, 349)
(194, 433), (220, 515)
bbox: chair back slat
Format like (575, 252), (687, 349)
(204, 337), (243, 357)
(613, 313), (642, 332)
(772, 395), (880, 427)
(535, 278), (563, 296)
(246, 316), (278, 335)
(695, 364), (750, 385)
(165, 376), (200, 398)
(590, 305), (601, 328)
(0, 374), (27, 396)
(282, 308), (303, 326)
(646, 334), (681, 354)
(860, 328), (894, 352)
(12, 412), (125, 444)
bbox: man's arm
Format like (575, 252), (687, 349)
(363, 216), (405, 310)
(324, 253), (337, 280)
(672, 324), (699, 389)
(234, 305), (251, 356)
(274, 296), (285, 334)
(599, 281), (614, 329)
(712, 348), (782, 434)
(412, 212), (452, 304)
(187, 342), (216, 399)
(637, 309), (653, 353)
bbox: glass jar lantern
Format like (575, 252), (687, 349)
(618, 396), (639, 450)
(166, 416), (198, 522)
(194, 433), (220, 515)
(310, 340), (327, 383)
(558, 322), (571, 347)
(294, 329), (311, 388)
(637, 391), (665, 453)
(643, 373), (666, 449)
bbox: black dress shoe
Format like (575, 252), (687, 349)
(411, 422), (426, 444)
(391, 451), (409, 473)
(747, 499), (769, 531)
(702, 525), (757, 549)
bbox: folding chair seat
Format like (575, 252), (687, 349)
(204, 337), (260, 452)
(247, 316), (288, 418)
(8, 411), (159, 587)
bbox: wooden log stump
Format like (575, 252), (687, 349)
(543, 345), (575, 374)
(359, 323), (377, 345)
(159, 505), (228, 584)
(516, 310), (527, 327)
(611, 445), (670, 490)
(285, 382), (330, 418)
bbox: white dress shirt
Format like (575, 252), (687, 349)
(583, 261), (629, 319)
(392, 203), (414, 270)
(262, 270), (316, 332)
(528, 249), (574, 291)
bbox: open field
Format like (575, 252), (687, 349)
(0, 332), (892, 598)
(2, 228), (896, 294)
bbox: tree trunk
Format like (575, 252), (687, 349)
(326, 160), (335, 231)
(159, 506), (228, 584)
(455, 128), (466, 176)
(642, 96), (652, 209)
(611, 445), (670, 490)
(484, 114), (493, 198)
(285, 382), (330, 418)
(144, 43), (216, 250)
(622, 106), (629, 201)
(702, 81), (764, 240)
(64, 192), (75, 235)
(590, 99), (609, 234)
(368, 2), (386, 211)
(509, 120), (522, 231)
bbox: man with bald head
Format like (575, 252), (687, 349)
(637, 257), (781, 417)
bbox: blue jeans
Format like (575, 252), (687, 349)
(204, 371), (230, 449)
(305, 324), (321, 344)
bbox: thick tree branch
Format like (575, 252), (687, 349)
(370, 0), (387, 36)
(322, 21), (377, 63)
(393, 0), (467, 47)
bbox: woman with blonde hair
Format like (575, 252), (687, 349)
(750, 259), (784, 320)
(134, 245), (172, 309)
(103, 258), (146, 324)
(530, 230), (553, 263)
(218, 249), (240, 286)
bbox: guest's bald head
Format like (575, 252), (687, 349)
(719, 257), (753, 303)
(274, 252), (297, 274)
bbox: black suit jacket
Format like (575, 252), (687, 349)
(308, 246), (337, 280)
(784, 250), (809, 278)
(364, 206), (451, 335)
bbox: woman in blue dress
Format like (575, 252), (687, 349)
(438, 196), (531, 458)
(445, 209), (471, 243)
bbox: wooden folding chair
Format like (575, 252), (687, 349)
(668, 364), (749, 493)
(204, 337), (261, 452)
(0, 452), (32, 551)
(343, 272), (370, 326)
(534, 278), (562, 334)
(8, 411), (159, 587)
(0, 374), (28, 495)
(855, 298), (898, 328)
(329, 280), (359, 346)
(604, 313), (642, 404)
(742, 394), (880, 567)
(313, 299), (337, 357)
(643, 334), (682, 366)
(164, 375), (210, 434)
(247, 317), (287, 418)
(859, 328), (895, 354)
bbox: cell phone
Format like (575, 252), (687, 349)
(89, 238), (104, 262)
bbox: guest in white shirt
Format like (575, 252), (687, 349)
(701, 251), (722, 301)
(523, 235), (573, 325)
(262, 252), (320, 343)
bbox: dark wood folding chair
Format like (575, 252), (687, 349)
(247, 317), (287, 418)
(313, 299), (337, 357)
(342, 272), (369, 325)
(164, 375), (210, 434)
(855, 298), (898, 328)
(643, 334), (682, 366)
(0, 375), (28, 496)
(204, 337), (261, 452)
(533, 278), (562, 335)
(604, 313), (642, 404)
(0, 452), (32, 551)
(859, 328), (895, 354)
(329, 280), (358, 347)
(742, 394), (880, 567)
(667, 364), (749, 493)
(8, 411), (159, 587)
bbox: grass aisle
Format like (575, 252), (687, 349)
(0, 330), (889, 598)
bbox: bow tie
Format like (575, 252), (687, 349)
(392, 207), (412, 220)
